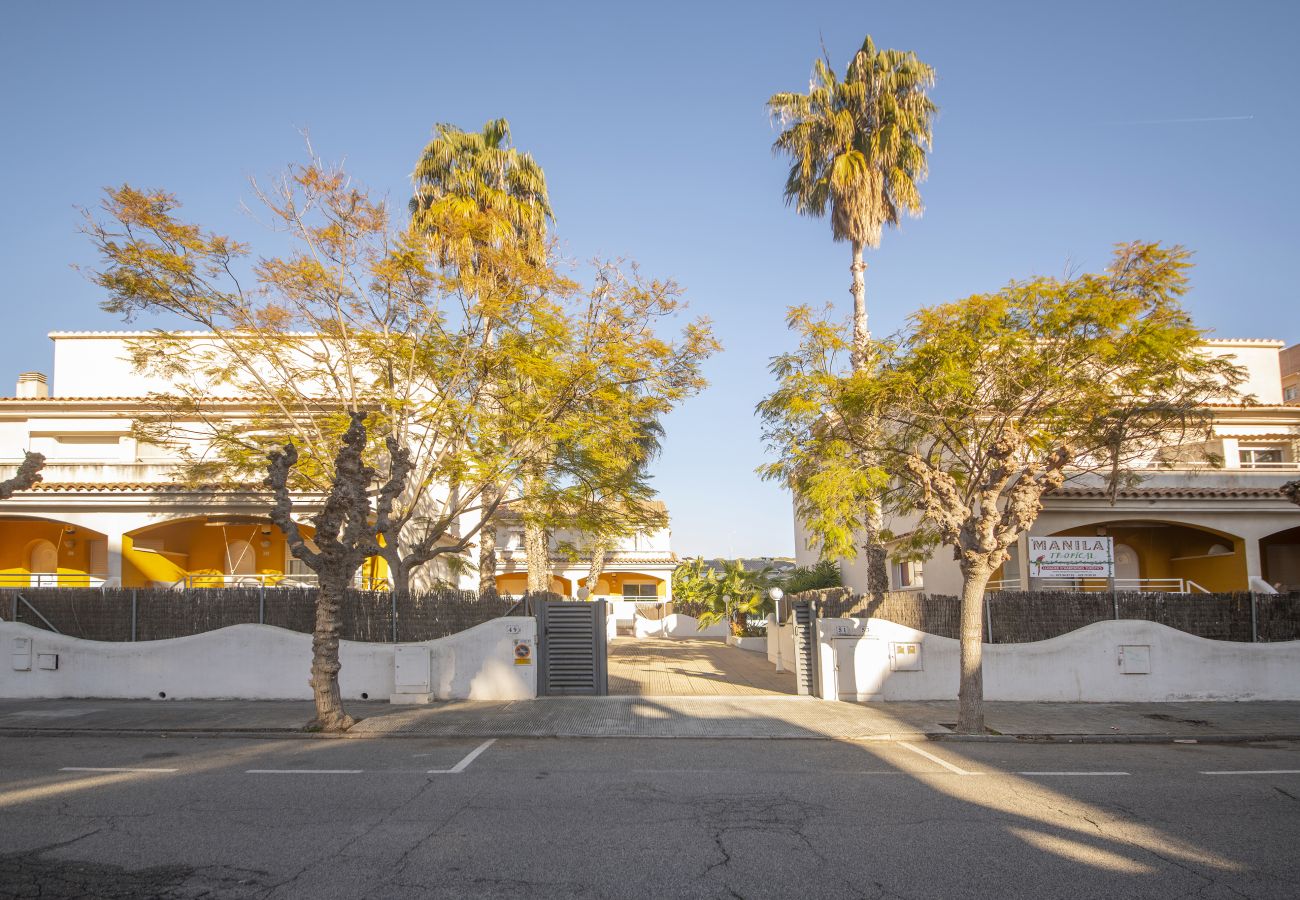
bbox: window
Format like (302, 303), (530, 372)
(622, 583), (658, 599)
(892, 560), (923, 590)
(1239, 446), (1284, 468)
(1285, 385), (1299, 402)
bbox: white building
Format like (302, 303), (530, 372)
(492, 505), (677, 603)
(795, 339), (1300, 596)
(0, 332), (676, 593)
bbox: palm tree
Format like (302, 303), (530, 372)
(768, 36), (936, 370)
(409, 118), (554, 266)
(768, 36), (936, 594)
(409, 119), (554, 595)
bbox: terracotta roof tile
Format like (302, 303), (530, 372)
(28, 482), (266, 493)
(1051, 486), (1289, 500)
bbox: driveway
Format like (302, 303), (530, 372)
(606, 636), (797, 696)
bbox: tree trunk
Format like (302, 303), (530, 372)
(849, 241), (869, 372)
(585, 536), (609, 600)
(524, 519), (550, 593)
(380, 544), (411, 597)
(849, 242), (889, 595)
(478, 485), (500, 595)
(955, 556), (994, 734)
(308, 571), (355, 732)
(863, 504), (889, 596)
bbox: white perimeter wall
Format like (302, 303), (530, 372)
(817, 618), (1300, 702)
(1, 618), (535, 702)
(631, 613), (729, 640)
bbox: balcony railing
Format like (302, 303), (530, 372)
(0, 573), (118, 589)
(170, 573), (390, 590)
(986, 577), (1209, 594)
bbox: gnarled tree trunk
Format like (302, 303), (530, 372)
(0, 452), (44, 499)
(955, 556), (994, 734)
(309, 572), (354, 732)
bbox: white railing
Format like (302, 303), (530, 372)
(986, 577), (1212, 594)
(170, 573), (390, 590)
(0, 573), (118, 589)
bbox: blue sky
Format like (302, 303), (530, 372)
(2, 1), (1296, 558)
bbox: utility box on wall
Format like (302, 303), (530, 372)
(392, 645), (433, 703)
(1119, 644), (1151, 674)
(889, 642), (922, 672)
(11, 637), (32, 671)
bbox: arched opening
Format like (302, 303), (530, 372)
(1046, 520), (1248, 592)
(224, 538), (257, 583)
(1261, 525), (1300, 593)
(0, 517), (109, 587)
(27, 540), (57, 587)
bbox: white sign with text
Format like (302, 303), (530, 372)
(1028, 536), (1114, 579)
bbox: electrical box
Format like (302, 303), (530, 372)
(37, 653), (59, 671)
(889, 642), (923, 672)
(1118, 644), (1151, 674)
(11, 637), (32, 671)
(393, 645), (432, 694)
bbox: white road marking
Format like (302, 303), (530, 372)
(428, 739), (497, 775)
(60, 767), (177, 773)
(896, 742), (982, 776)
(245, 769), (364, 774)
(1201, 770), (1300, 776)
(1017, 771), (1131, 776)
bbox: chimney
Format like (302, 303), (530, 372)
(16, 372), (48, 399)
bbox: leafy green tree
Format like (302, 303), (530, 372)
(760, 243), (1244, 733)
(673, 558), (775, 635)
(779, 559), (842, 595)
(768, 35), (937, 593)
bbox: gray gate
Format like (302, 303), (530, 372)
(791, 598), (819, 696)
(537, 600), (608, 696)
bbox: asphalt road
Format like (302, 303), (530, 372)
(1, 735), (1298, 899)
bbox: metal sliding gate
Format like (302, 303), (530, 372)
(791, 598), (819, 696)
(537, 600), (608, 696)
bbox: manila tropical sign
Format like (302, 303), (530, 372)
(1028, 536), (1114, 579)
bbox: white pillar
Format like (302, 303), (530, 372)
(106, 534), (124, 587)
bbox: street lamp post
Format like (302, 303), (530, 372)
(769, 586), (785, 673)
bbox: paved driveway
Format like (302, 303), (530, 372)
(607, 636), (797, 696)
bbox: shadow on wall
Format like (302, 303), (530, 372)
(814, 618), (1300, 703)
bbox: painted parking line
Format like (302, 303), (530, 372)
(245, 769), (364, 775)
(1201, 770), (1300, 776)
(1017, 772), (1131, 776)
(896, 742), (983, 776)
(60, 767), (178, 773)
(428, 739), (497, 775)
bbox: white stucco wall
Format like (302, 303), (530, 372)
(1, 617), (535, 702)
(633, 613), (729, 640)
(815, 617), (1300, 703)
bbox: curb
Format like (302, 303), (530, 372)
(2, 726), (1297, 744)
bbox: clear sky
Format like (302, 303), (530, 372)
(2, 1), (1297, 559)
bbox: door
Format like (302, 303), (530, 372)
(537, 600), (608, 696)
(29, 540), (58, 587)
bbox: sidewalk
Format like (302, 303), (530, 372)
(1, 696), (1297, 742)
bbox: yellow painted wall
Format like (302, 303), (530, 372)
(124, 519), (334, 588)
(1053, 523), (1247, 592)
(596, 572), (665, 598)
(494, 573), (570, 596)
(0, 519), (101, 587)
